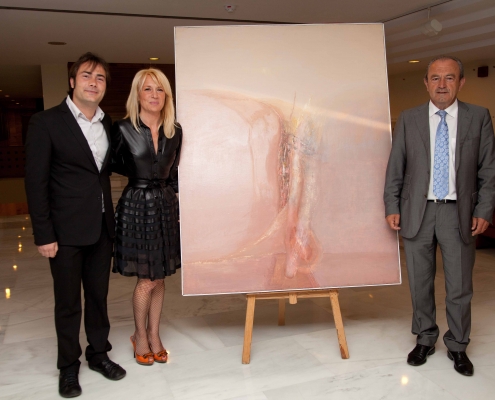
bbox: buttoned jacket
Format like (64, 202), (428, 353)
(384, 100), (495, 243)
(25, 100), (115, 246)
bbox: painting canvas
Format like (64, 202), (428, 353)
(175, 24), (400, 295)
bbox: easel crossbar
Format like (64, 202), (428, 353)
(246, 289), (335, 301)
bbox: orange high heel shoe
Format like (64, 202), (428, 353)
(130, 336), (154, 366)
(152, 348), (169, 363)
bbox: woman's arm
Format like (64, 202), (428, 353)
(109, 121), (128, 176)
(167, 123), (182, 193)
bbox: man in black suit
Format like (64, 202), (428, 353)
(25, 52), (125, 398)
(384, 56), (495, 377)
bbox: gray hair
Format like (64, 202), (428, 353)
(424, 55), (464, 81)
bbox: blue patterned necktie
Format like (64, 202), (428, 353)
(433, 110), (449, 200)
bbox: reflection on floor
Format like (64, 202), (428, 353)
(1, 214), (494, 399)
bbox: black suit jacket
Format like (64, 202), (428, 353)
(25, 99), (115, 246)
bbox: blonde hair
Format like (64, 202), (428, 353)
(125, 68), (176, 138)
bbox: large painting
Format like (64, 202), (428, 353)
(175, 24), (400, 295)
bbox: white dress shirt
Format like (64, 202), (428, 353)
(66, 95), (108, 211)
(427, 100), (458, 200)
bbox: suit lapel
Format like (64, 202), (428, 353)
(456, 100), (472, 171)
(58, 101), (99, 171)
(414, 103), (431, 161)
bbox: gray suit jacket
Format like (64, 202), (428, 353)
(384, 100), (495, 243)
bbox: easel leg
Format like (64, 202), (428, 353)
(329, 290), (350, 359)
(242, 295), (256, 364)
(278, 298), (286, 326)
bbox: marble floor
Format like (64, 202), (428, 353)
(1, 214), (495, 399)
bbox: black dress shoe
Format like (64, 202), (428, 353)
(407, 344), (435, 366)
(59, 371), (82, 398)
(89, 359), (126, 381)
(447, 351), (474, 376)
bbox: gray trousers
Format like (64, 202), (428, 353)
(402, 202), (476, 352)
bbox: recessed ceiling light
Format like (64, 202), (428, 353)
(408, 60), (420, 63)
(149, 57), (159, 61)
(48, 41), (67, 45)
(0, 89), (2, 92)
(16, 103), (19, 105)
(5, 94), (9, 97)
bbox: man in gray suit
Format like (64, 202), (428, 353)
(384, 55), (495, 376)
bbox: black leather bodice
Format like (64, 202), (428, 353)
(111, 119), (182, 192)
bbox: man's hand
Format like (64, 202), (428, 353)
(386, 214), (401, 231)
(471, 217), (490, 236)
(38, 242), (58, 258)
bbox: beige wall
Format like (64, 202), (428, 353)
(388, 58), (495, 124)
(41, 64), (68, 110)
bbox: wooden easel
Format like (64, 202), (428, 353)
(241, 289), (349, 364)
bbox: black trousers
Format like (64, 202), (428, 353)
(49, 216), (113, 372)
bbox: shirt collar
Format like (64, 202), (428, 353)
(66, 95), (105, 123)
(138, 117), (165, 135)
(429, 99), (458, 119)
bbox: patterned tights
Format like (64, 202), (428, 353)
(132, 278), (166, 356)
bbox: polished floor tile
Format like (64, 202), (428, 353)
(263, 364), (458, 400)
(0, 214), (494, 399)
(0, 314), (8, 345)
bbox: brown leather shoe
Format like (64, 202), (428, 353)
(407, 344), (435, 366)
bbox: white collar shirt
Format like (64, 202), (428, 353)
(427, 99), (458, 200)
(66, 95), (108, 211)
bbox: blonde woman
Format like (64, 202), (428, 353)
(111, 69), (181, 365)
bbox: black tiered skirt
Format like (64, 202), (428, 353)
(113, 182), (181, 281)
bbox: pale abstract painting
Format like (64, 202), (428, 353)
(175, 24), (400, 295)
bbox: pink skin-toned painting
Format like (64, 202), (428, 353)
(175, 24), (400, 295)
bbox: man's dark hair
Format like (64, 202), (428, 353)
(68, 52), (110, 97)
(424, 55), (464, 81)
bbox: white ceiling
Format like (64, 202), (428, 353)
(1, 0), (494, 99)
(385, 0), (495, 73)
